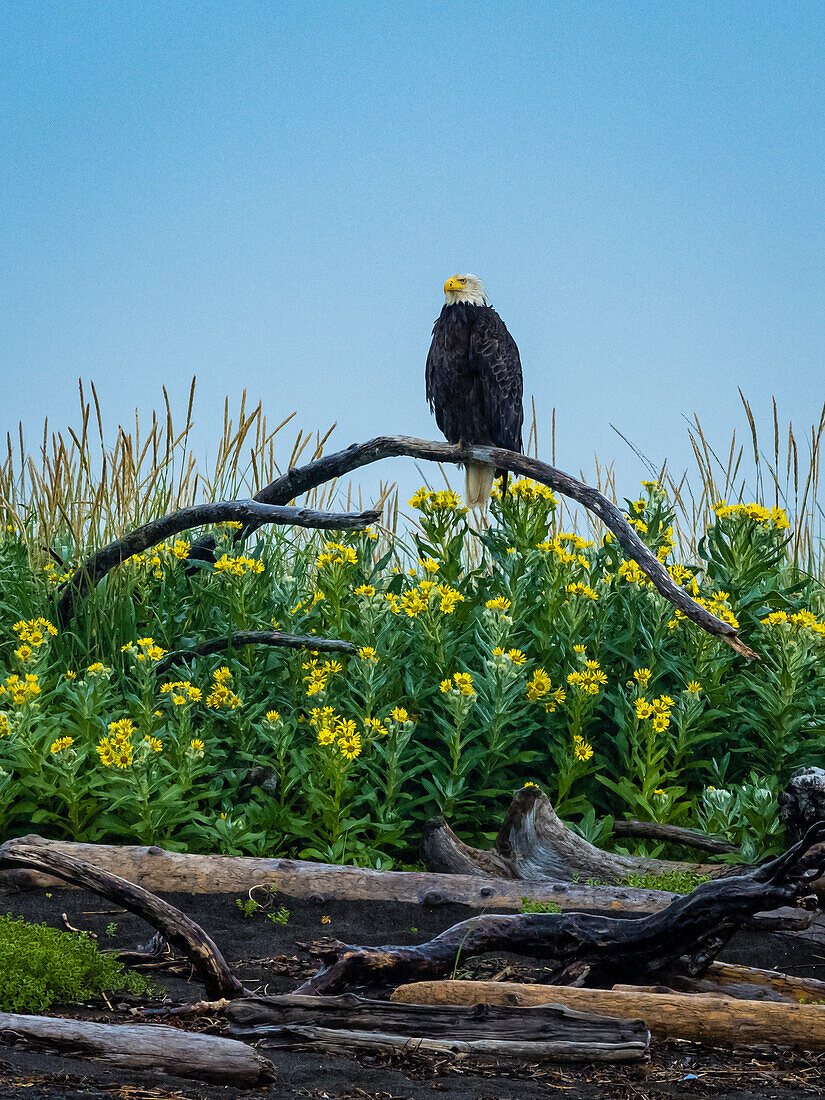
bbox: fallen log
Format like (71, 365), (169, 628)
(225, 992), (649, 1063)
(392, 980), (825, 1051)
(423, 787), (727, 883)
(666, 961), (825, 1004)
(0, 835), (245, 1000)
(0, 837), (682, 912)
(293, 824), (825, 995)
(0, 1012), (275, 1085)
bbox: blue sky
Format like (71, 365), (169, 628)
(3, 2), (825, 511)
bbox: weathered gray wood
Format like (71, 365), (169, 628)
(0, 835), (245, 999)
(154, 629), (354, 674)
(226, 993), (649, 1063)
(423, 788), (725, 883)
(0, 1013), (275, 1085)
(611, 819), (739, 855)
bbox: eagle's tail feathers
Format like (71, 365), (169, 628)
(465, 462), (495, 510)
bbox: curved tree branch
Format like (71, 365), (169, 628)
(154, 630), (355, 675)
(187, 435), (756, 658)
(56, 499), (380, 624)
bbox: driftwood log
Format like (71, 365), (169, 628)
(55, 498), (380, 624)
(0, 835), (244, 999)
(423, 787), (727, 883)
(0, 1013), (275, 1085)
(226, 992), (650, 1063)
(648, 961), (825, 1004)
(0, 837), (684, 913)
(294, 823), (825, 995)
(781, 767), (825, 844)
(391, 981), (825, 1051)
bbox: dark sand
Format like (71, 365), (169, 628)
(1, 886), (824, 1099)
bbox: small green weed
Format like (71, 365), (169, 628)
(235, 898), (260, 918)
(267, 905), (290, 925)
(622, 870), (711, 893)
(0, 914), (151, 1013)
(105, 921), (118, 937)
(519, 898), (562, 914)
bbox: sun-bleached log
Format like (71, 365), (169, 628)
(0, 1013), (274, 1085)
(0, 834), (244, 1000)
(56, 498), (380, 624)
(391, 981), (825, 1051)
(611, 819), (739, 855)
(185, 435), (756, 658)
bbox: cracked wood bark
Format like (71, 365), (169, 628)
(666, 961), (825, 1004)
(154, 630), (355, 675)
(179, 435), (756, 657)
(226, 993), (649, 1063)
(0, 835), (245, 1000)
(0, 1013), (275, 1085)
(56, 499), (380, 624)
(391, 981), (825, 1051)
(423, 787), (727, 883)
(293, 823), (825, 995)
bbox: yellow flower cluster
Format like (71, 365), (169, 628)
(97, 718), (136, 769)
(573, 734), (594, 762)
(0, 713), (8, 737)
(364, 716), (389, 736)
(358, 646), (378, 661)
(214, 553), (265, 576)
(408, 488), (466, 514)
(567, 659), (607, 696)
(440, 672), (475, 697)
(713, 501), (791, 531)
(525, 668), (567, 711)
(354, 584), (376, 597)
(206, 667), (242, 708)
(122, 637), (167, 662)
(390, 706), (411, 724)
(485, 596), (512, 613)
(49, 736), (75, 754)
(633, 667), (652, 688)
(565, 582), (599, 600)
(634, 694), (674, 732)
(396, 581), (464, 617)
(505, 478), (556, 503)
(161, 680), (203, 705)
(491, 647), (528, 665)
(419, 557), (439, 574)
(13, 618), (58, 646)
(760, 608), (825, 636)
(302, 657), (342, 698)
(171, 540), (190, 560)
(0, 673), (41, 706)
(617, 560), (650, 586)
(669, 591), (739, 631)
(316, 541), (358, 568)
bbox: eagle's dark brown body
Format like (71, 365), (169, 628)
(426, 301), (524, 472)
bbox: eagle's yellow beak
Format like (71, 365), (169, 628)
(443, 276), (463, 293)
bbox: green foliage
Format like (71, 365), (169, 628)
(519, 898), (562, 913)
(235, 897), (260, 918)
(621, 870), (711, 893)
(0, 477), (818, 867)
(267, 905), (290, 925)
(0, 914), (151, 1013)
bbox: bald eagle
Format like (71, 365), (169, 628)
(426, 274), (524, 508)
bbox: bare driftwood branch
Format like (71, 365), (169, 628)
(664, 961), (825, 1004)
(186, 435), (757, 658)
(56, 498), (380, 624)
(154, 630), (355, 674)
(611, 819), (739, 855)
(423, 787), (727, 883)
(0, 1012), (275, 1085)
(293, 823), (825, 996)
(0, 835), (245, 1000)
(226, 992), (649, 1063)
(392, 981), (825, 1051)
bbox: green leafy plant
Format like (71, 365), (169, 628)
(0, 914), (151, 1013)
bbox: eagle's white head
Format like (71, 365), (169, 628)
(443, 273), (488, 306)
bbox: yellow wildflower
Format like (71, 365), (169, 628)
(49, 736), (74, 754)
